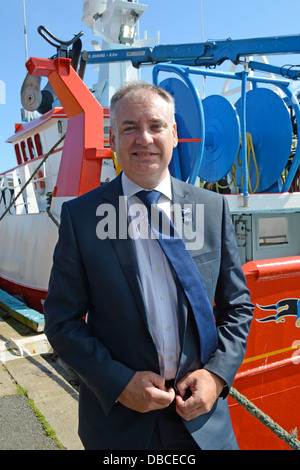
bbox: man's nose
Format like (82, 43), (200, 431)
(135, 128), (154, 145)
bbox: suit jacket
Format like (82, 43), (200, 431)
(44, 174), (253, 450)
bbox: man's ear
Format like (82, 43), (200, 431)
(109, 127), (116, 151)
(172, 122), (178, 148)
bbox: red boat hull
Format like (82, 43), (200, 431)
(230, 257), (300, 450)
(0, 275), (47, 313)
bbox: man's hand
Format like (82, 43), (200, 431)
(117, 371), (176, 413)
(175, 369), (226, 421)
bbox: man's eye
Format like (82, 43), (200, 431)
(123, 126), (136, 133)
(151, 122), (166, 131)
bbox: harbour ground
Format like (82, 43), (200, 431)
(0, 306), (84, 451)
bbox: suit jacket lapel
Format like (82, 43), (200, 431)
(170, 178), (193, 344)
(171, 176), (200, 257)
(171, 177), (206, 375)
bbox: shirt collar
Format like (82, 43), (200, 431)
(121, 172), (172, 202)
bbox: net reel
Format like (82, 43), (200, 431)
(234, 88), (293, 193)
(159, 77), (240, 184)
(159, 77), (293, 193)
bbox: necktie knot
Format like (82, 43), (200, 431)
(136, 190), (161, 209)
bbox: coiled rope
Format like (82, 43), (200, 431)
(237, 132), (260, 194)
(215, 132), (259, 194)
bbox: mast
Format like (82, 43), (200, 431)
(82, 0), (157, 107)
(22, 0), (28, 63)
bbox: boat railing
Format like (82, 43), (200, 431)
(0, 150), (60, 217)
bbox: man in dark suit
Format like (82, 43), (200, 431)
(44, 81), (253, 450)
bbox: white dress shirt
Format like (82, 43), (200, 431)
(122, 172), (180, 380)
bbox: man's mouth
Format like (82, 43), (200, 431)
(133, 151), (157, 157)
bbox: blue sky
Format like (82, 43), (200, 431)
(1, 0), (300, 173)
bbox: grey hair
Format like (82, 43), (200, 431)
(110, 81), (176, 129)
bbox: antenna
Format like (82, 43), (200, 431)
(23, 0), (28, 62)
(200, 0), (205, 98)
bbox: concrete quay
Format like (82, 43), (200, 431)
(0, 308), (84, 451)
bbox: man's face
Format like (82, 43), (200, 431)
(109, 91), (178, 189)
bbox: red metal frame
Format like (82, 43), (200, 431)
(26, 57), (112, 197)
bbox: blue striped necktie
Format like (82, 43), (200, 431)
(136, 189), (218, 364)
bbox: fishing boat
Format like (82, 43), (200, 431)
(0, 0), (299, 450)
